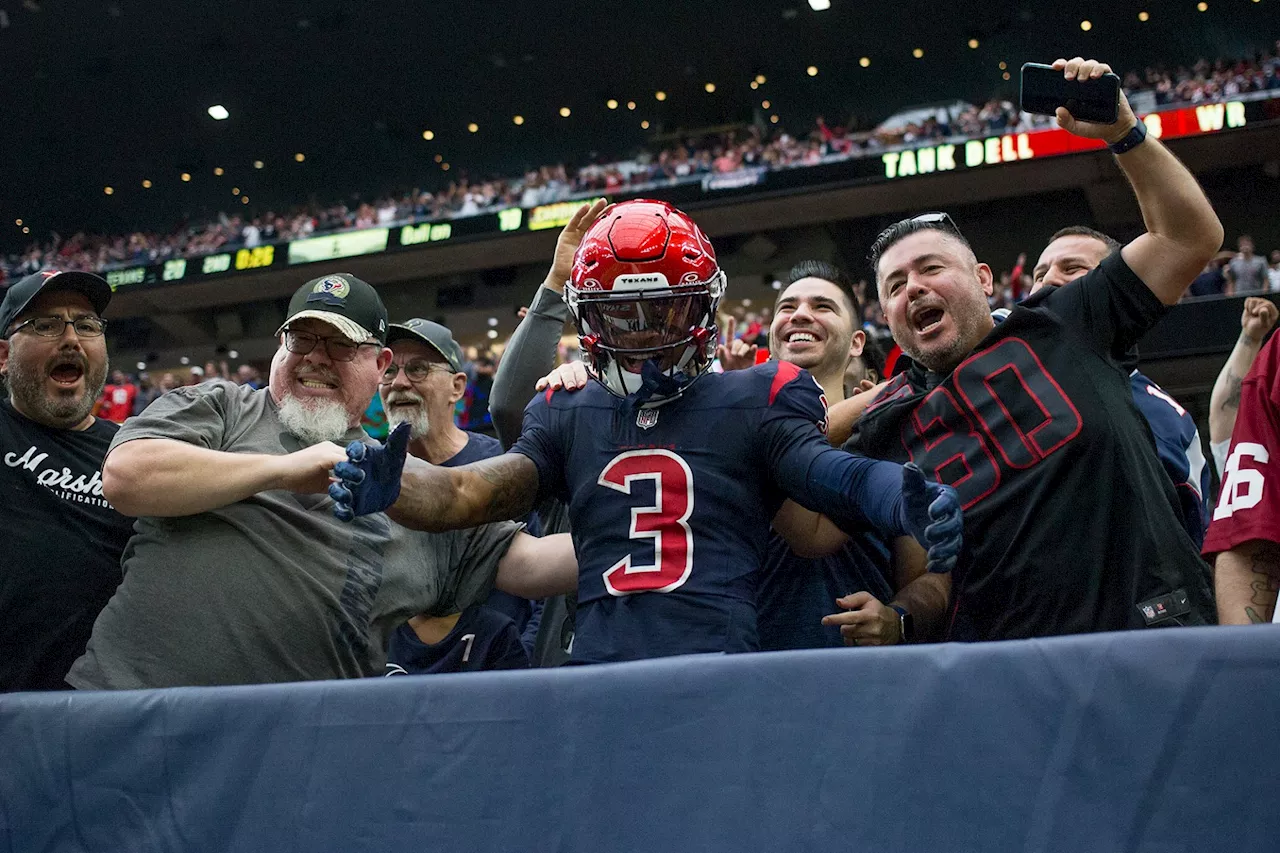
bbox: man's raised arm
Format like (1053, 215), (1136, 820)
(1050, 57), (1224, 305)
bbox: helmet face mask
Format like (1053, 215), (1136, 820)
(565, 200), (726, 401)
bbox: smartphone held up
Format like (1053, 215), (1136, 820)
(1020, 62), (1120, 124)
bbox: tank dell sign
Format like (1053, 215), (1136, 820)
(880, 101), (1250, 180)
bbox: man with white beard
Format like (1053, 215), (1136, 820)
(68, 274), (575, 689)
(379, 318), (531, 673)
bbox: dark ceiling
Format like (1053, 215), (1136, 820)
(2, 0), (1274, 250)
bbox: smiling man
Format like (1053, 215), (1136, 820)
(0, 270), (135, 691)
(848, 57), (1222, 640)
(68, 273), (574, 689)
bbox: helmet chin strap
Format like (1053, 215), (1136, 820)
(624, 359), (689, 412)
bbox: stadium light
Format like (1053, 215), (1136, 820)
(912, 48), (924, 58)
(488, 317), (499, 327)
(241, 196), (249, 204)
(808, 0), (831, 9)
(627, 100), (636, 110)
(513, 115), (524, 125)
(294, 153), (305, 162)
(229, 350), (239, 359)
(1080, 20), (1092, 31)
(859, 57), (870, 67)
(559, 106), (571, 117)
(641, 120), (650, 129)
(751, 81), (759, 90)
(806, 65), (818, 76)
(607, 99), (618, 109)
(467, 122), (478, 133)
(756, 74), (767, 84)
(762, 100), (771, 109)
(704, 82), (716, 93)
(655, 91), (666, 101)
(213, 167), (224, 176)
(207, 105), (229, 121)
(422, 130), (435, 140)
(486, 329), (499, 340)
(181, 173), (191, 182)
(103, 186), (114, 195)
(1196, 2), (1207, 10)
(14, 218), (21, 226)
(253, 160), (264, 169)
(968, 39), (979, 49)
(1138, 11), (1150, 20)
(21, 226), (29, 234)
(142, 179), (152, 188)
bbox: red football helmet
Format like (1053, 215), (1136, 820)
(565, 199), (726, 400)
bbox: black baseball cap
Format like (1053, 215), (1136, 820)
(0, 270), (112, 335)
(386, 318), (466, 372)
(277, 273), (389, 344)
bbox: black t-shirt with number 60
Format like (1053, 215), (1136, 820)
(849, 253), (1215, 640)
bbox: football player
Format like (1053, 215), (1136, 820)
(849, 57), (1220, 640)
(329, 200), (964, 663)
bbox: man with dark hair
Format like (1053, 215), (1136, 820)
(0, 270), (134, 691)
(756, 260), (943, 648)
(852, 57), (1221, 640)
(1030, 226), (1210, 546)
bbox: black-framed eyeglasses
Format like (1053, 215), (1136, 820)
(8, 315), (107, 338)
(381, 359), (454, 384)
(283, 329), (380, 362)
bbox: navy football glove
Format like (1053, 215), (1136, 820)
(899, 462), (963, 573)
(329, 422), (411, 522)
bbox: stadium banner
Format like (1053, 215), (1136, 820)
(97, 96), (1278, 292)
(287, 227), (391, 265)
(1, 628), (1278, 852)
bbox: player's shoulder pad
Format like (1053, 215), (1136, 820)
(524, 377), (613, 415)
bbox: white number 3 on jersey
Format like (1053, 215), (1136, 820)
(1214, 442), (1269, 520)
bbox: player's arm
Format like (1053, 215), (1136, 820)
(386, 453), (541, 532)
(1214, 540), (1280, 625)
(494, 532), (578, 599)
(1049, 58), (1223, 304)
(764, 417), (962, 572)
(1209, 298), (1279, 445)
(105, 438), (347, 517)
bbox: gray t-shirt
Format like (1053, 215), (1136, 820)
(67, 380), (520, 689)
(1228, 255), (1269, 293)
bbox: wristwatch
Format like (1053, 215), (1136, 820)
(1108, 120), (1148, 155)
(889, 605), (914, 644)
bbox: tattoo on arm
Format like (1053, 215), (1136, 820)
(1247, 541), (1280, 623)
(469, 453), (540, 523)
(1222, 370), (1244, 412)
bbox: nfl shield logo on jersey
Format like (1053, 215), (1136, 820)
(636, 408), (659, 430)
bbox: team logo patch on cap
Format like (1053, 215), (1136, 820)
(307, 275), (351, 307)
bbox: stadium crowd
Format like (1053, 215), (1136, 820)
(4, 55), (1280, 695)
(4, 48), (1278, 283)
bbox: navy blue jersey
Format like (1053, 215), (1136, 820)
(385, 605), (529, 675)
(1129, 371), (1210, 547)
(439, 430), (534, 639)
(756, 532), (894, 650)
(512, 360), (910, 663)
(443, 431), (505, 467)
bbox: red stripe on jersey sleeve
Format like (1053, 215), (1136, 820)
(768, 361), (803, 405)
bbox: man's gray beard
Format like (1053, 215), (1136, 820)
(385, 404), (430, 440)
(5, 354), (107, 428)
(277, 394), (354, 445)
